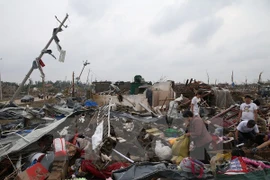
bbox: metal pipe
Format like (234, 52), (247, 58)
(112, 149), (134, 163)
(10, 14), (69, 103)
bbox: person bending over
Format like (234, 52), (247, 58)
(235, 120), (259, 145)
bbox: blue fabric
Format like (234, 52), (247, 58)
(30, 159), (38, 167)
(84, 100), (98, 107)
(55, 114), (66, 120)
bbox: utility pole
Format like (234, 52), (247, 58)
(76, 60), (90, 82)
(91, 74), (93, 84)
(10, 14), (69, 104)
(72, 72), (75, 97)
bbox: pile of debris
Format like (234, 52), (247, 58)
(1, 81), (270, 179)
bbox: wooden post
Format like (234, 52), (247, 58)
(72, 72), (75, 97)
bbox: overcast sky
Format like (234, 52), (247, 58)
(0, 0), (269, 84)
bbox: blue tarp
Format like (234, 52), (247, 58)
(84, 100), (98, 107)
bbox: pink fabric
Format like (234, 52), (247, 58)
(242, 157), (270, 169)
(226, 157), (248, 173)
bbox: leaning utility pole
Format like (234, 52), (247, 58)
(76, 60), (90, 82)
(10, 14), (69, 104)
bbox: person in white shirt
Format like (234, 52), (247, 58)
(238, 95), (258, 122)
(191, 90), (202, 117)
(235, 120), (259, 144)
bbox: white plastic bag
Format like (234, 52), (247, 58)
(92, 121), (104, 151)
(155, 140), (172, 160)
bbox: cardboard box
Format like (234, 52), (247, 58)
(16, 163), (49, 180)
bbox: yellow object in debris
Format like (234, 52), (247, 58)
(171, 135), (190, 164)
(171, 155), (184, 164)
(210, 152), (232, 174)
(172, 135), (190, 157)
(146, 128), (159, 133)
(216, 152), (231, 161)
(168, 138), (177, 145)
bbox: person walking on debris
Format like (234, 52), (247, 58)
(238, 95), (258, 123)
(191, 90), (202, 117)
(235, 120), (259, 145)
(184, 110), (212, 164)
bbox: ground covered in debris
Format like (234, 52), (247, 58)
(1, 81), (270, 179)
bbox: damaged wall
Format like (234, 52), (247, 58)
(151, 81), (175, 108)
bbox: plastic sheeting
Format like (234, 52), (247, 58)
(0, 107), (25, 120)
(0, 112), (74, 158)
(212, 87), (235, 108)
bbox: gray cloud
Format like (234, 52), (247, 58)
(188, 17), (224, 45)
(68, 0), (112, 21)
(0, 0), (270, 85)
(151, 0), (232, 35)
(217, 31), (270, 63)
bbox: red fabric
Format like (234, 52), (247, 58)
(191, 160), (203, 178)
(81, 160), (130, 179)
(39, 59), (45, 67)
